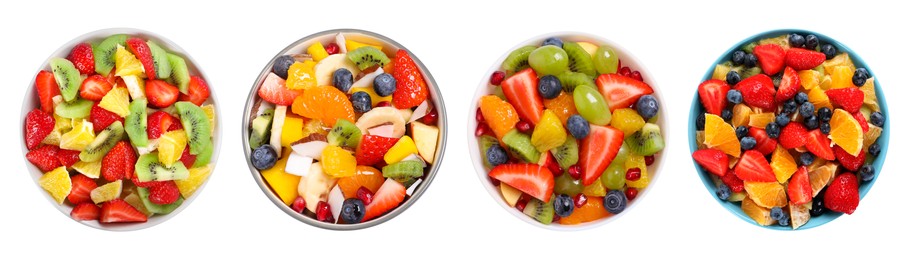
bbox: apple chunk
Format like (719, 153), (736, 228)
(410, 122), (439, 163)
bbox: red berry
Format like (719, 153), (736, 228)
(356, 186), (374, 205)
(291, 196), (306, 213)
(420, 108), (438, 125)
(149, 181), (180, 205)
(552, 212), (561, 222)
(475, 107), (485, 124)
(324, 43), (340, 55)
(574, 193), (587, 208)
(316, 201), (334, 223)
(515, 197), (529, 212)
(475, 124), (492, 137)
(626, 168), (641, 181)
(568, 165), (582, 180)
(516, 121), (532, 133)
(625, 188), (639, 201)
(67, 43), (95, 75)
(644, 155), (655, 166)
(631, 71), (643, 82)
(489, 176), (501, 187)
(619, 67), (632, 77)
(547, 162), (563, 177)
(376, 101), (391, 107)
(24, 109), (55, 150)
(490, 71), (505, 86)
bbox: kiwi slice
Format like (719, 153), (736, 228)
(625, 123), (665, 156)
(502, 129), (540, 163)
(137, 187), (184, 214)
(79, 121), (124, 162)
(382, 160), (424, 183)
(191, 141), (214, 168)
(124, 98), (149, 147)
(146, 41), (172, 79)
(563, 42), (596, 77)
(550, 136), (578, 170)
(54, 98), (93, 119)
(556, 71), (596, 92)
(167, 53), (190, 94)
(93, 34), (127, 76)
(327, 119), (362, 148)
(741, 42), (758, 54)
(49, 58), (82, 102)
(501, 46), (535, 74)
(347, 46), (390, 71)
(175, 102), (212, 155)
(249, 109), (274, 149)
(136, 152), (190, 182)
(522, 197), (555, 224)
(478, 135), (499, 168)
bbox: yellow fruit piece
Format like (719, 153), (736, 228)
(759, 35), (791, 50)
(543, 91), (577, 126)
(321, 146), (357, 178)
(201, 104), (216, 136)
(731, 103), (752, 128)
(281, 115), (305, 147)
(583, 180), (607, 197)
(99, 87), (131, 117)
(742, 197), (774, 226)
(350, 86), (392, 106)
(798, 70), (821, 90)
(807, 87), (833, 110)
(770, 145), (797, 183)
(859, 77), (879, 111)
(829, 109), (863, 156)
(809, 162), (837, 197)
(530, 110), (567, 152)
(748, 113), (775, 129)
(712, 64), (732, 80)
(744, 181), (787, 208)
(864, 125), (882, 151)
(610, 108), (645, 137)
(54, 113), (73, 133)
(307, 42), (330, 62)
(115, 45), (144, 77)
(625, 155), (649, 189)
(822, 53), (855, 76)
(819, 75), (833, 90)
(71, 160), (101, 179)
(301, 118), (329, 139)
(286, 61), (318, 90)
(500, 183), (522, 207)
(345, 39), (383, 52)
(789, 202), (810, 230)
(704, 113), (741, 157)
(384, 136), (418, 164)
(830, 66), (854, 89)
(176, 165), (212, 198)
(124, 192), (153, 216)
(576, 42), (598, 56)
(90, 180), (122, 204)
(39, 166), (71, 204)
(158, 130), (188, 167)
(60, 119), (95, 151)
(261, 150), (301, 205)
(696, 131), (707, 150)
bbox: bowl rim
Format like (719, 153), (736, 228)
(19, 27), (223, 232)
(241, 28), (447, 231)
(468, 31), (667, 231)
(687, 28), (889, 231)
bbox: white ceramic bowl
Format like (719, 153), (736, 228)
(19, 28), (222, 231)
(469, 32), (667, 231)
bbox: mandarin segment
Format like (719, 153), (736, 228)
(291, 85), (356, 127)
(542, 91), (578, 125)
(704, 113), (741, 157)
(829, 109), (863, 156)
(479, 95), (519, 140)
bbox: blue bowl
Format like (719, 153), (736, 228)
(688, 29), (889, 230)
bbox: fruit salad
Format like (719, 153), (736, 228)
(23, 33), (216, 226)
(475, 36), (665, 226)
(248, 31), (441, 226)
(692, 32), (886, 229)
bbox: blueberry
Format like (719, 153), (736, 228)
(350, 91), (372, 113)
(567, 115), (590, 139)
(870, 111), (885, 127)
(486, 145), (508, 167)
(735, 126), (749, 139)
(817, 107), (832, 122)
(696, 113), (706, 131)
(373, 73), (396, 97)
(821, 44), (837, 59)
(727, 89), (743, 104)
(537, 75), (562, 99)
(744, 53), (758, 68)
(852, 71), (867, 87)
(859, 165), (875, 182)
(716, 183), (731, 201)
(603, 190), (627, 214)
(251, 145), (278, 170)
(766, 123), (781, 138)
(542, 37), (563, 48)
(820, 122), (831, 134)
(740, 137), (757, 150)
(333, 68), (354, 92)
(795, 92), (809, 104)
(775, 113), (790, 126)
(731, 50), (746, 66)
(868, 143), (881, 157)
(721, 109), (732, 121)
(782, 100), (798, 114)
(272, 55), (295, 79)
(726, 70), (741, 86)
(340, 198), (365, 224)
(799, 102), (815, 118)
(810, 195), (827, 217)
(788, 33), (806, 47)
(778, 214), (790, 227)
(805, 34), (819, 49)
(770, 207), (785, 221)
(804, 115), (819, 130)
(855, 68), (871, 79)
(554, 194), (575, 217)
(635, 95), (659, 119)
(799, 153), (815, 166)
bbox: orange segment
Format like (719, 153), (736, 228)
(864, 125), (882, 151)
(770, 145), (797, 183)
(798, 70), (821, 90)
(291, 85), (356, 127)
(731, 103), (751, 128)
(744, 181), (787, 208)
(859, 77), (879, 111)
(704, 113), (741, 157)
(807, 86), (833, 111)
(479, 95), (519, 140)
(830, 66), (855, 89)
(742, 197), (774, 226)
(808, 162), (837, 197)
(748, 112), (775, 129)
(337, 166), (386, 198)
(822, 53), (855, 76)
(559, 196), (611, 225)
(543, 91), (578, 126)
(829, 109), (863, 156)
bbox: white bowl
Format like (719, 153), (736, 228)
(19, 28), (222, 231)
(468, 32), (668, 231)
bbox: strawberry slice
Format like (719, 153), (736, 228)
(26, 145), (60, 172)
(824, 173), (860, 214)
(779, 123), (808, 149)
(363, 179), (407, 221)
(785, 48), (826, 71)
(125, 38), (157, 79)
(776, 67), (800, 102)
(100, 199), (148, 223)
(805, 129), (835, 160)
(488, 163), (555, 202)
(720, 169), (744, 192)
(25, 109), (55, 150)
(71, 203), (101, 221)
(57, 149), (81, 168)
(595, 73), (654, 112)
(853, 111), (869, 133)
(68, 174), (97, 205)
(179, 146), (197, 169)
(79, 74), (113, 101)
(787, 167), (812, 204)
(392, 50), (429, 109)
(692, 149), (729, 177)
(145, 80), (180, 108)
(101, 141), (137, 182)
(697, 79), (729, 116)
(753, 44), (785, 75)
(35, 71), (60, 114)
(258, 73), (302, 106)
(578, 125), (624, 185)
(501, 68), (544, 124)
(178, 76), (211, 106)
(734, 74), (776, 111)
(833, 145), (865, 171)
(748, 127), (778, 155)
(825, 87), (864, 113)
(67, 43), (94, 75)
(147, 111), (180, 139)
(90, 103), (124, 134)
(149, 181), (180, 205)
(356, 135), (399, 166)
(734, 150), (776, 182)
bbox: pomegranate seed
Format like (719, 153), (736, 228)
(489, 176), (501, 186)
(316, 201), (333, 223)
(644, 155), (655, 166)
(625, 188), (639, 201)
(552, 212), (561, 222)
(291, 196), (306, 213)
(516, 121), (532, 133)
(324, 43), (340, 55)
(625, 168), (642, 181)
(568, 165), (582, 180)
(546, 159), (563, 177)
(574, 193), (587, 208)
(619, 67), (632, 77)
(356, 187), (374, 205)
(420, 109), (438, 125)
(631, 71), (643, 81)
(376, 101), (391, 107)
(475, 107), (485, 124)
(475, 124), (492, 137)
(490, 71), (506, 86)
(516, 198), (529, 212)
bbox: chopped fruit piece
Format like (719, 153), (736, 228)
(744, 181), (787, 208)
(829, 109), (863, 156)
(391, 50), (429, 109)
(90, 180), (122, 204)
(742, 197), (774, 226)
(543, 91), (578, 125)
(488, 164), (555, 202)
(68, 174), (97, 205)
(578, 125), (624, 185)
(610, 108), (645, 136)
(149, 181), (180, 205)
(775, 67), (800, 102)
(825, 87), (863, 114)
(748, 128), (778, 155)
(125, 38), (157, 79)
(410, 122), (439, 162)
(805, 129), (835, 160)
(697, 79), (729, 115)
(175, 165), (212, 198)
(787, 167), (812, 204)
(98, 87), (131, 117)
(731, 103), (751, 128)
(559, 197), (610, 225)
(384, 136), (418, 165)
(71, 203), (101, 221)
(595, 73), (654, 111)
(67, 43), (95, 74)
(530, 110), (567, 152)
(735, 74), (775, 111)
(306, 42), (329, 61)
(39, 166), (72, 204)
(27, 145), (61, 172)
(178, 76), (211, 106)
(703, 113), (741, 157)
(90, 103), (123, 135)
(747, 112), (775, 129)
(734, 150), (776, 182)
(280, 115), (304, 148)
(258, 73), (303, 106)
(753, 44), (785, 75)
(35, 71), (61, 114)
(157, 130), (187, 168)
(147, 111), (180, 139)
(260, 151), (301, 205)
(25, 109), (55, 150)
(501, 68), (544, 123)
(363, 178), (406, 221)
(355, 135), (398, 166)
(785, 48), (826, 70)
(807, 86), (833, 110)
(625, 155), (649, 189)
(779, 123), (808, 149)
(720, 170), (744, 192)
(479, 95), (519, 140)
(337, 166), (385, 198)
(500, 183), (522, 207)
(833, 146), (865, 172)
(114, 45), (144, 77)
(145, 80), (180, 108)
(72, 160), (101, 179)
(824, 173), (859, 214)
(285, 61), (318, 90)
(770, 145), (797, 183)
(809, 163), (837, 197)
(798, 69), (821, 90)
(692, 149), (729, 177)
(59, 119), (95, 151)
(291, 85), (356, 127)
(829, 66), (854, 89)
(79, 75), (113, 101)
(100, 199), (148, 223)
(322, 146), (357, 178)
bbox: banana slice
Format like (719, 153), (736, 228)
(355, 107), (406, 138)
(298, 162), (337, 213)
(314, 54), (360, 87)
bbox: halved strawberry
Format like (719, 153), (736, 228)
(697, 79), (729, 116)
(101, 141), (137, 182)
(501, 68), (544, 124)
(853, 111), (869, 133)
(179, 146), (197, 169)
(178, 76), (210, 106)
(785, 48), (826, 71)
(145, 80), (180, 108)
(734, 74), (776, 111)
(805, 129), (835, 160)
(70, 203), (101, 221)
(149, 181), (180, 205)
(595, 73), (654, 111)
(779, 122), (808, 149)
(833, 145), (865, 171)
(67, 43), (94, 75)
(776, 67), (800, 102)
(35, 71), (60, 114)
(363, 179), (407, 221)
(787, 167), (812, 204)
(753, 44), (785, 75)
(720, 169), (744, 192)
(488, 163), (555, 202)
(100, 199), (148, 223)
(68, 174), (97, 205)
(356, 135), (399, 166)
(392, 50), (429, 109)
(748, 127), (778, 155)
(131, 173), (160, 188)
(825, 87), (863, 113)
(79, 74), (113, 101)
(578, 125), (624, 185)
(692, 149), (729, 177)
(258, 73), (302, 106)
(57, 149), (81, 168)
(147, 111), (180, 139)
(26, 145), (60, 172)
(25, 109), (55, 150)
(125, 38), (157, 79)
(824, 173), (859, 214)
(733, 150), (776, 182)
(90, 103), (123, 134)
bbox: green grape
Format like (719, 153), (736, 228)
(554, 173), (584, 196)
(601, 161), (626, 190)
(529, 45), (569, 76)
(572, 85), (611, 125)
(593, 45), (619, 74)
(613, 141), (631, 164)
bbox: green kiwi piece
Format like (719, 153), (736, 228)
(93, 34), (127, 76)
(741, 42), (758, 54)
(124, 98), (148, 147)
(146, 41), (172, 79)
(49, 58), (82, 102)
(556, 71), (596, 92)
(563, 42), (596, 77)
(249, 109), (274, 149)
(327, 119), (362, 148)
(501, 46), (536, 74)
(175, 102), (212, 155)
(137, 187), (184, 214)
(478, 135), (500, 168)
(382, 160), (424, 183)
(522, 197), (554, 224)
(54, 98), (93, 119)
(347, 46), (390, 71)
(167, 53), (190, 94)
(135, 152), (190, 182)
(79, 121), (124, 162)
(625, 123), (665, 156)
(550, 136), (578, 170)
(502, 129), (540, 163)
(191, 141), (214, 168)
(739, 66), (762, 79)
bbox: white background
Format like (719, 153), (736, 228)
(1, 0), (905, 259)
